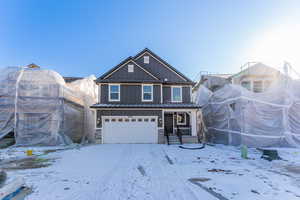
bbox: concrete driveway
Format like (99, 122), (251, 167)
(18, 144), (215, 200)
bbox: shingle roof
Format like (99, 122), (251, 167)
(90, 103), (201, 109)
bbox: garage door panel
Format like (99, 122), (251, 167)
(103, 117), (157, 144)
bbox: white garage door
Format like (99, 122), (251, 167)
(102, 116), (158, 144)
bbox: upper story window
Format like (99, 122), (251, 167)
(142, 84), (153, 101)
(172, 86), (182, 102)
(109, 84), (120, 101)
(144, 56), (149, 64)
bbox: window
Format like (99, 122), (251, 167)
(264, 80), (272, 90)
(109, 84), (120, 101)
(177, 113), (186, 125)
(241, 81), (251, 91)
(142, 85), (153, 101)
(253, 81), (263, 93)
(172, 86), (182, 102)
(128, 64), (134, 72)
(144, 56), (149, 64)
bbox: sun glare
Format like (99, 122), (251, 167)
(245, 23), (300, 77)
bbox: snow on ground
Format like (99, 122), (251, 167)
(2, 144), (300, 200)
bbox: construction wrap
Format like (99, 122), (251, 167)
(198, 79), (300, 148)
(0, 66), (97, 146)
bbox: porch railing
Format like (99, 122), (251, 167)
(176, 126), (183, 145)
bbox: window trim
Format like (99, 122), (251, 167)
(171, 86), (182, 103)
(142, 84), (153, 102)
(176, 112), (186, 125)
(108, 84), (120, 102)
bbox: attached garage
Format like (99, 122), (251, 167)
(102, 116), (158, 143)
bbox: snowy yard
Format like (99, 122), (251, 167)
(2, 144), (300, 200)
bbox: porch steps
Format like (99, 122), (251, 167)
(167, 135), (181, 145)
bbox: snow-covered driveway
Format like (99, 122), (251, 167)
(6, 144), (300, 200)
(17, 144), (216, 200)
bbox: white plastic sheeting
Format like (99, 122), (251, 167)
(198, 79), (300, 148)
(192, 85), (212, 107)
(0, 66), (97, 146)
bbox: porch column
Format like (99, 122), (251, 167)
(191, 110), (197, 136)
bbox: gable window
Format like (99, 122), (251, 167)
(177, 113), (186, 125)
(142, 84), (153, 101)
(109, 84), (120, 101)
(128, 64), (134, 72)
(253, 81), (263, 93)
(171, 86), (182, 102)
(144, 56), (149, 64)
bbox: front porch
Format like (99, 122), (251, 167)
(162, 109), (198, 144)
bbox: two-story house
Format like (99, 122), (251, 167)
(91, 48), (201, 144)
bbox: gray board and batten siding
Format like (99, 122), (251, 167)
(100, 84), (161, 104)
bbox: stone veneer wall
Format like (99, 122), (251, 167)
(95, 129), (102, 144)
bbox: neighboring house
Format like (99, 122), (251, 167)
(63, 76), (83, 83)
(193, 73), (232, 92)
(91, 48), (201, 144)
(229, 62), (285, 92)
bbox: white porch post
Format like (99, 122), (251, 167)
(191, 110), (197, 136)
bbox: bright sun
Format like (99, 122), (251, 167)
(245, 23), (300, 77)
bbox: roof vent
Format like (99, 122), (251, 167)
(144, 56), (149, 64)
(164, 78), (168, 81)
(128, 64), (134, 73)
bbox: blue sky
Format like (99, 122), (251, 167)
(0, 0), (300, 80)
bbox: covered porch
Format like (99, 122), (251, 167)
(163, 109), (198, 139)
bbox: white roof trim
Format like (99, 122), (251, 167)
(103, 59), (159, 80)
(135, 51), (188, 82)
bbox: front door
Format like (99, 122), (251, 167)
(164, 113), (173, 135)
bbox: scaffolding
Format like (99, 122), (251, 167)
(0, 66), (97, 146)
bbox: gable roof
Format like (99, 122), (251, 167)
(134, 48), (193, 83)
(229, 62), (283, 80)
(97, 56), (159, 82)
(96, 48), (195, 85)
